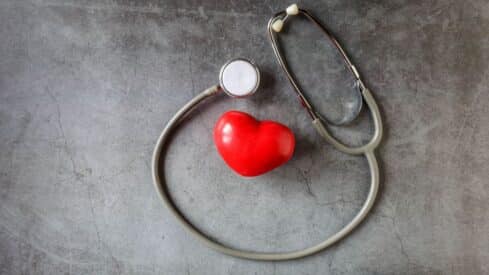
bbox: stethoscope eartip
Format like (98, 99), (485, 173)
(271, 4), (299, 33)
(271, 19), (284, 32)
(286, 4), (299, 15)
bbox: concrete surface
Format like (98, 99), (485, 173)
(1, 0), (489, 274)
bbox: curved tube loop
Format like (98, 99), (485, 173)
(313, 88), (383, 155)
(151, 85), (381, 261)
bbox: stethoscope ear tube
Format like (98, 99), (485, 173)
(268, 6), (383, 153)
(268, 8), (367, 126)
(313, 87), (383, 155)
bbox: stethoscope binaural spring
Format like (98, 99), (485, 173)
(151, 4), (383, 261)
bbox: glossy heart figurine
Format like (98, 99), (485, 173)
(213, 110), (295, 177)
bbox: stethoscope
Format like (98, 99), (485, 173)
(152, 4), (382, 261)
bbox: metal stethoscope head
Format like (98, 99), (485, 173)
(219, 58), (260, 98)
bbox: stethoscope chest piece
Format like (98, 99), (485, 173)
(219, 58), (260, 97)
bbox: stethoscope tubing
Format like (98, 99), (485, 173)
(151, 85), (382, 261)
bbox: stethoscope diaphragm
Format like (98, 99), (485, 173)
(219, 58), (260, 98)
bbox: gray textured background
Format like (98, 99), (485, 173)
(1, 0), (489, 274)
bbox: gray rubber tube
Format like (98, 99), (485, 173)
(151, 85), (382, 261)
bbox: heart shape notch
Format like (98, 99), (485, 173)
(213, 110), (295, 177)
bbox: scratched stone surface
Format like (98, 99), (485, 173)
(1, 0), (489, 274)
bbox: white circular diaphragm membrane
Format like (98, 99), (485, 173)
(219, 58), (260, 97)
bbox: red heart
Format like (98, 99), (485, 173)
(213, 110), (295, 177)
